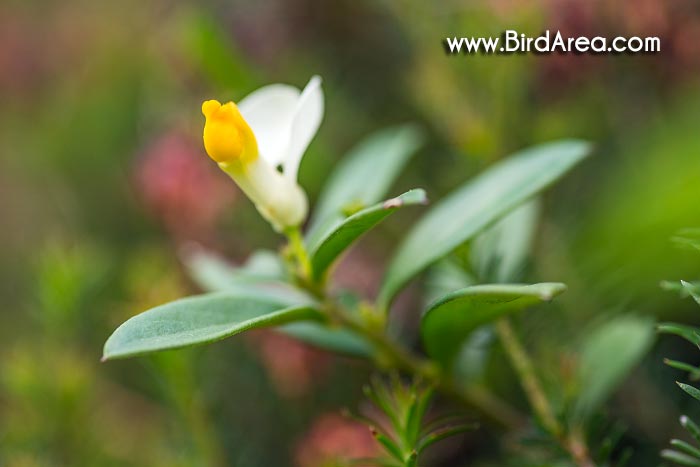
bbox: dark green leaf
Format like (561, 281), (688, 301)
(416, 423), (479, 454)
(103, 293), (320, 360)
(379, 140), (591, 307)
(421, 283), (567, 365)
(306, 124), (424, 246)
(371, 428), (404, 463)
(665, 359), (700, 380)
(671, 439), (700, 459)
(309, 189), (427, 281)
(573, 315), (655, 421)
(658, 322), (700, 347)
(679, 383), (700, 403)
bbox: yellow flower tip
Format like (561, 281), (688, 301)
(201, 99), (258, 165)
(201, 99), (221, 118)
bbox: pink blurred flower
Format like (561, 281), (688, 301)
(134, 129), (237, 242)
(249, 331), (330, 399)
(295, 413), (379, 467)
(0, 8), (49, 97)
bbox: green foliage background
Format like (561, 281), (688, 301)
(1, 0), (699, 465)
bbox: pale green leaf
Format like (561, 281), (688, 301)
(379, 140), (590, 307)
(280, 321), (373, 357)
(471, 199), (540, 283)
(103, 293), (320, 360)
(573, 315), (655, 421)
(182, 248), (313, 305)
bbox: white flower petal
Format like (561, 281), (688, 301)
(237, 84), (300, 167)
(283, 75), (324, 181)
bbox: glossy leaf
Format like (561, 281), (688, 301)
(379, 140), (591, 307)
(306, 124), (424, 246)
(421, 283), (567, 365)
(309, 189), (427, 281)
(103, 293), (320, 360)
(572, 315), (655, 421)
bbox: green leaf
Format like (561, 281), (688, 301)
(423, 260), (475, 307)
(306, 124), (424, 246)
(679, 382), (700, 403)
(572, 315), (655, 422)
(279, 322), (373, 358)
(665, 359), (700, 380)
(378, 140), (591, 307)
(421, 283), (567, 365)
(182, 248), (313, 305)
(662, 449), (700, 467)
(682, 280), (700, 306)
(309, 189), (428, 281)
(681, 415), (700, 444)
(452, 327), (494, 384)
(672, 228), (700, 253)
(103, 293), (320, 360)
(182, 250), (374, 356)
(671, 439), (700, 459)
(416, 423), (479, 454)
(471, 199), (540, 283)
(658, 322), (700, 347)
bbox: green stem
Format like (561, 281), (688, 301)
(283, 231), (525, 430)
(327, 301), (525, 429)
(495, 318), (561, 437)
(285, 226), (311, 279)
(495, 318), (595, 467)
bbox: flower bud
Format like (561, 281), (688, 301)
(201, 99), (308, 231)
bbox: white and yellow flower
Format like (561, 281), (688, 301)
(201, 76), (323, 231)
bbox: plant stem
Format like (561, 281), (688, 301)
(283, 233), (525, 431)
(495, 318), (561, 437)
(495, 318), (596, 467)
(328, 301), (525, 429)
(566, 427), (596, 467)
(285, 227), (312, 279)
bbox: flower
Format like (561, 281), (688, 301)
(201, 76), (324, 231)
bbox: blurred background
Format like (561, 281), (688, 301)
(1, 0), (700, 465)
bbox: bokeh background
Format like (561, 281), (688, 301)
(2, 0), (700, 465)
